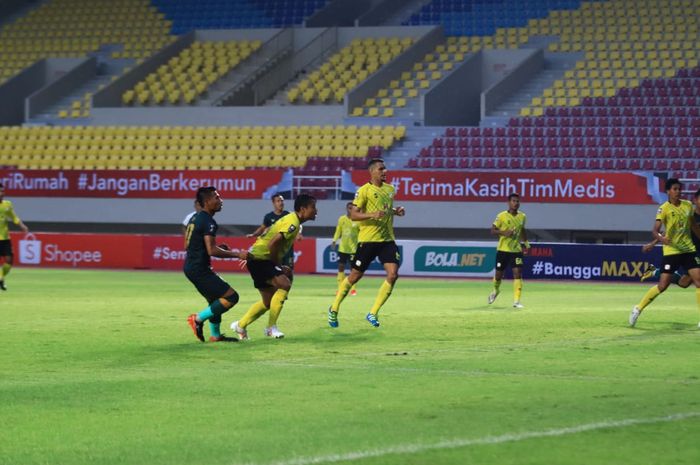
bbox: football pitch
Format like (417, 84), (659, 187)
(2, 268), (700, 465)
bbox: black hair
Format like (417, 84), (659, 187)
(368, 158), (384, 169)
(196, 186), (217, 208)
(695, 188), (700, 199)
(294, 193), (316, 211)
(508, 192), (520, 201)
(665, 178), (681, 192)
(346, 201), (354, 207)
(271, 193), (284, 200)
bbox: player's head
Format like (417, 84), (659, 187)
(694, 188), (700, 206)
(196, 186), (222, 212)
(665, 178), (682, 201)
(368, 158), (386, 183)
(345, 201), (354, 214)
(508, 192), (520, 211)
(294, 193), (317, 222)
(271, 193), (285, 212)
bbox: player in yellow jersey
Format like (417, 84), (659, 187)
(231, 194), (317, 339)
(488, 193), (530, 308)
(328, 158), (405, 328)
(331, 202), (359, 296)
(630, 179), (700, 327)
(0, 182), (29, 291)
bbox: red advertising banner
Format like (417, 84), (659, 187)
(10, 232), (317, 273)
(347, 171), (664, 204)
(0, 169), (288, 198)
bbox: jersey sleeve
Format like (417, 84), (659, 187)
(333, 216), (343, 242)
(354, 185), (368, 211)
(8, 203), (20, 224)
(200, 216), (217, 236)
(277, 215), (299, 239)
(655, 205), (665, 223)
(492, 212), (503, 229)
(263, 213), (273, 227)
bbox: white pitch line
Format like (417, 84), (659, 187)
(244, 411), (700, 465)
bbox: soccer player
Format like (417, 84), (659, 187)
(327, 158), (405, 328)
(331, 202), (359, 296)
(0, 182), (29, 291)
(630, 179), (700, 327)
(639, 187), (700, 289)
(247, 193), (299, 279)
(488, 193), (530, 308)
(181, 199), (200, 235)
(231, 194), (317, 340)
(185, 187), (248, 343)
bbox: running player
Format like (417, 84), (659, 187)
(331, 202), (359, 296)
(0, 182), (29, 291)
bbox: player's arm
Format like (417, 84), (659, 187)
(348, 204), (385, 221)
(9, 206), (28, 233)
(247, 223), (266, 238)
(204, 235), (248, 260)
(331, 219), (342, 250)
(490, 222), (514, 237)
(392, 206), (406, 216)
(641, 238), (660, 253)
(519, 228), (530, 249)
(652, 219), (669, 245)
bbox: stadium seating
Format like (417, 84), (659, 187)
(0, 125), (405, 171)
(287, 37), (414, 105)
(151, 0), (330, 33)
(0, 0), (173, 83)
(411, 65), (700, 174)
(122, 40), (262, 106)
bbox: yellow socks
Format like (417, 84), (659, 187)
(239, 300), (268, 328)
(513, 278), (522, 303)
(0, 263), (10, 279)
(331, 278), (352, 312)
(369, 280), (394, 315)
(637, 285), (661, 311)
(268, 289), (289, 327)
(696, 288), (700, 315)
(336, 271), (345, 286)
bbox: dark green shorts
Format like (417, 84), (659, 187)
(184, 268), (230, 304)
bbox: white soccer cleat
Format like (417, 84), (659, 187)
(629, 306), (641, 327)
(512, 302), (524, 309)
(230, 320), (249, 340)
(488, 290), (499, 304)
(264, 325), (285, 339)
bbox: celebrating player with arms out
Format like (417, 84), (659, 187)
(185, 187), (248, 342)
(630, 179), (700, 327)
(231, 194), (317, 340)
(328, 158), (405, 328)
(488, 193), (530, 308)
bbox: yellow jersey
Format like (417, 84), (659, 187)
(250, 212), (301, 263)
(354, 182), (396, 243)
(493, 210), (527, 253)
(656, 199), (696, 256)
(0, 200), (21, 241)
(333, 215), (359, 254)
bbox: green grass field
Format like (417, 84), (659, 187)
(2, 268), (700, 465)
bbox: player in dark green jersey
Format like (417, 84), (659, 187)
(185, 187), (248, 342)
(630, 180), (700, 327)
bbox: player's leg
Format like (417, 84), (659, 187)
(686, 262), (700, 326)
(630, 258), (675, 327)
(186, 271), (237, 342)
(512, 257), (524, 308)
(366, 242), (401, 327)
(234, 260), (279, 339)
(206, 288), (241, 342)
(489, 260), (505, 305)
(265, 273), (292, 338)
(329, 244), (372, 326)
(337, 253), (346, 289)
(0, 254), (11, 290)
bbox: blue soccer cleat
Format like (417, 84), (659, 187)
(365, 313), (380, 327)
(328, 308), (339, 328)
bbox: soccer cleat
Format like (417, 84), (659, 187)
(209, 334), (238, 342)
(640, 264), (657, 282)
(629, 306), (641, 327)
(488, 290), (499, 304)
(0, 280), (5, 291)
(513, 302), (524, 309)
(230, 320), (249, 340)
(366, 313), (380, 327)
(187, 314), (205, 342)
(328, 308), (339, 328)
(264, 325), (285, 339)
(350, 289), (357, 296)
